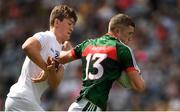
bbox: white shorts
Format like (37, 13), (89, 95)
(68, 98), (102, 112)
(5, 97), (44, 111)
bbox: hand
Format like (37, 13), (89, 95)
(31, 70), (48, 83)
(63, 41), (72, 51)
(31, 57), (59, 83)
(56, 64), (64, 76)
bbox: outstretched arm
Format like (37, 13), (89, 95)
(31, 49), (77, 84)
(47, 50), (77, 89)
(57, 50), (76, 64)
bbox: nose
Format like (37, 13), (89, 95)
(128, 36), (133, 41)
(70, 25), (74, 32)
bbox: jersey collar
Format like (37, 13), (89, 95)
(105, 32), (120, 42)
(105, 32), (127, 45)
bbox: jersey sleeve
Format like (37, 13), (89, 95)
(70, 40), (89, 59)
(117, 44), (140, 73)
(33, 32), (49, 49)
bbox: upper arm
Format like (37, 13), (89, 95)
(117, 45), (140, 73)
(22, 36), (41, 52)
(22, 32), (49, 70)
(117, 45), (145, 91)
(22, 31), (49, 51)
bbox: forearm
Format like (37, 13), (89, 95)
(24, 49), (47, 70)
(48, 68), (64, 89)
(130, 76), (145, 92)
(58, 50), (75, 64)
(127, 70), (145, 92)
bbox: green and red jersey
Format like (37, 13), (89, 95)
(70, 34), (140, 110)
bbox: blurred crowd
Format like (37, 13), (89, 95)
(0, 0), (180, 111)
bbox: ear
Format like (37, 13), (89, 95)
(54, 18), (61, 27)
(114, 28), (119, 34)
(114, 28), (121, 37)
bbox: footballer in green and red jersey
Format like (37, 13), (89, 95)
(70, 34), (140, 110)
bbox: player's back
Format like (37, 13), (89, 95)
(74, 34), (129, 110)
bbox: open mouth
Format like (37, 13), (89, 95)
(68, 32), (71, 35)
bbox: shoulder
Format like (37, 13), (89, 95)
(83, 39), (94, 43)
(31, 31), (52, 47)
(33, 31), (52, 41)
(33, 31), (47, 37)
(77, 39), (93, 47)
(116, 41), (132, 52)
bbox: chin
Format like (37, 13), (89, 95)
(63, 35), (69, 40)
(66, 37), (70, 41)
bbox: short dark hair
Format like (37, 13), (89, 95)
(49, 5), (77, 27)
(108, 14), (135, 32)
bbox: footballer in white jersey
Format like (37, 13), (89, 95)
(5, 5), (77, 111)
(5, 31), (63, 110)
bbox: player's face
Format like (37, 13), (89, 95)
(56, 18), (75, 42)
(118, 26), (135, 44)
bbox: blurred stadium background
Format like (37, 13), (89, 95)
(0, 0), (180, 111)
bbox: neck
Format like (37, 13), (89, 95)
(50, 28), (63, 44)
(107, 32), (119, 40)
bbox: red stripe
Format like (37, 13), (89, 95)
(82, 45), (117, 61)
(126, 67), (139, 72)
(70, 49), (77, 59)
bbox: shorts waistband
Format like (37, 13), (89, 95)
(76, 97), (102, 111)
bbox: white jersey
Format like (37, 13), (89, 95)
(7, 31), (63, 104)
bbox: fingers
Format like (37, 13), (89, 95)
(31, 71), (48, 83)
(63, 41), (72, 50)
(31, 57), (62, 83)
(31, 74), (45, 83)
(47, 56), (59, 69)
(47, 65), (56, 71)
(56, 64), (64, 72)
(47, 56), (52, 65)
(31, 77), (44, 83)
(52, 58), (59, 68)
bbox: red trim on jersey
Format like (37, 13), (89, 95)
(106, 32), (126, 41)
(82, 45), (117, 61)
(106, 32), (119, 39)
(70, 49), (77, 59)
(126, 67), (139, 72)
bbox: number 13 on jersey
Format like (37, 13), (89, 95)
(85, 53), (107, 80)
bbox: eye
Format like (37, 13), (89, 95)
(68, 22), (72, 25)
(129, 32), (134, 36)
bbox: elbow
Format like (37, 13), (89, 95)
(134, 83), (145, 93)
(132, 77), (146, 93)
(136, 84), (145, 93)
(22, 43), (30, 53)
(22, 43), (26, 51)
